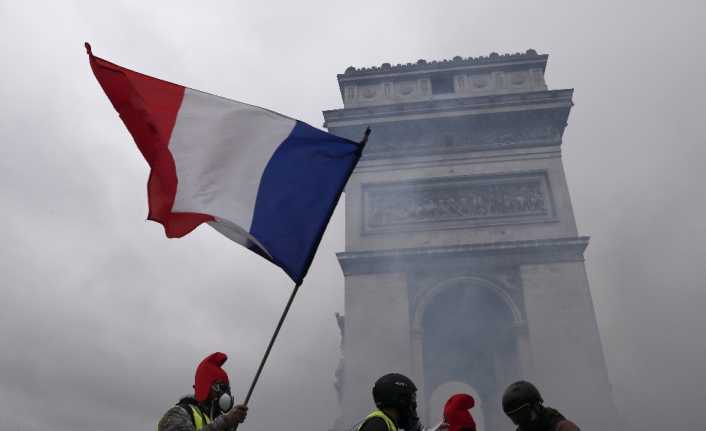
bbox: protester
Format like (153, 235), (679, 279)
(158, 352), (248, 431)
(358, 373), (422, 431)
(502, 381), (579, 431)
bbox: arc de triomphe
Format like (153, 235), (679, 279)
(323, 50), (618, 431)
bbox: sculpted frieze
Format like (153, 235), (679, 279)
(362, 121), (563, 159)
(363, 174), (553, 233)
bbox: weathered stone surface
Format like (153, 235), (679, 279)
(363, 173), (553, 233)
(335, 50), (549, 108)
(325, 52), (619, 431)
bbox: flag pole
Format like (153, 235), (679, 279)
(242, 281), (302, 406)
(233, 127), (370, 428)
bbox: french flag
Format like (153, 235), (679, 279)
(86, 44), (364, 284)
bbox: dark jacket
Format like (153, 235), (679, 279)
(158, 396), (234, 431)
(516, 407), (579, 431)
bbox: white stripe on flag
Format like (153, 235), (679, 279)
(169, 88), (296, 232)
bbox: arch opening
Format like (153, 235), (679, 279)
(419, 278), (521, 431)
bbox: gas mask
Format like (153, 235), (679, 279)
(210, 382), (234, 416)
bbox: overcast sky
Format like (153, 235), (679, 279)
(1, 1), (705, 430)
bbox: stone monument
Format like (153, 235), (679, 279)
(323, 50), (618, 430)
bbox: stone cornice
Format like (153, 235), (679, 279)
(337, 237), (589, 275)
(338, 50), (547, 80)
(323, 89), (573, 127)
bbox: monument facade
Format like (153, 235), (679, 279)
(323, 50), (618, 430)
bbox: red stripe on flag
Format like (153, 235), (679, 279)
(86, 43), (213, 237)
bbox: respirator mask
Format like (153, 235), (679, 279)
(211, 382), (234, 415)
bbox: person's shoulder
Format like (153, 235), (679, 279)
(165, 404), (191, 416)
(555, 419), (580, 431)
(360, 416), (390, 431)
(158, 404), (194, 431)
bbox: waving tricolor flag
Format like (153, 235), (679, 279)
(86, 43), (363, 284)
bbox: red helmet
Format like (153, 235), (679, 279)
(194, 352), (230, 402)
(443, 393), (476, 431)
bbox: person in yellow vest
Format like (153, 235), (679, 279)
(158, 352), (248, 431)
(358, 373), (423, 431)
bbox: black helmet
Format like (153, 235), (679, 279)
(372, 373), (417, 410)
(502, 381), (543, 414)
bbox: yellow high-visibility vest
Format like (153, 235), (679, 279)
(358, 410), (397, 431)
(187, 405), (212, 430)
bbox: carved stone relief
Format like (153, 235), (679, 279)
(395, 80), (417, 97)
(343, 66), (548, 106)
(470, 74), (491, 90)
(362, 121), (563, 159)
(363, 173), (554, 233)
(359, 84), (379, 100)
(510, 70), (529, 87)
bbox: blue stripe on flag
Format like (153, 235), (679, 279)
(249, 121), (362, 284)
